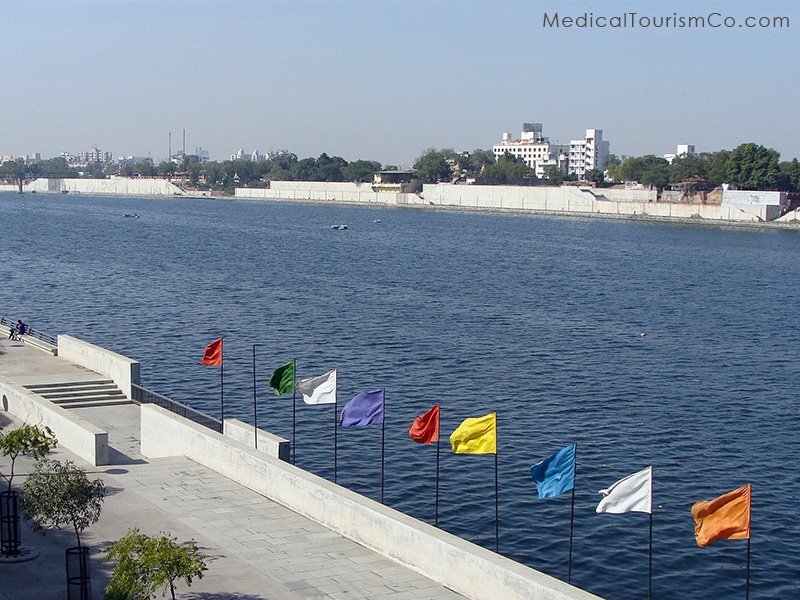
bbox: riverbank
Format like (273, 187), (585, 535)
(236, 181), (800, 229)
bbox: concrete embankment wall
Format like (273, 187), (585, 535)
(236, 181), (424, 205)
(58, 334), (141, 398)
(421, 183), (777, 222)
(235, 181), (779, 223)
(0, 380), (109, 466)
(141, 404), (600, 600)
(19, 178), (185, 196)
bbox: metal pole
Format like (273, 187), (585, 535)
(381, 387), (386, 504)
(569, 486), (576, 583)
(334, 386), (338, 483)
(435, 435), (440, 527)
(649, 512), (653, 600)
(252, 345), (258, 449)
(219, 338), (224, 426)
(495, 449), (499, 554)
(569, 442), (577, 583)
(649, 466), (654, 600)
(292, 358), (297, 465)
(745, 536), (751, 600)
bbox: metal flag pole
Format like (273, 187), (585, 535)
(435, 428), (441, 527)
(252, 344), (258, 449)
(494, 413), (499, 554)
(745, 487), (752, 600)
(334, 384), (338, 484)
(494, 449), (499, 554)
(745, 537), (751, 600)
(292, 358), (297, 465)
(649, 466), (654, 600)
(568, 443), (577, 584)
(219, 337), (225, 426)
(381, 387), (386, 504)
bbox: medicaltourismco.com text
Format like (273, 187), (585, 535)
(543, 12), (789, 29)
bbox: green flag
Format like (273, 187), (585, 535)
(269, 361), (295, 395)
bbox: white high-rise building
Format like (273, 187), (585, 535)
(568, 129), (609, 179)
(664, 144), (696, 164)
(492, 123), (568, 178)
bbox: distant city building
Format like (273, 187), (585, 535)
(663, 144), (696, 164)
(1, 153), (41, 163)
(229, 148), (262, 162)
(568, 129), (609, 179)
(492, 123), (569, 178)
(78, 147), (113, 163)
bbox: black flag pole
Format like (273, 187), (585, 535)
(381, 387), (386, 504)
(649, 466), (654, 600)
(745, 537), (751, 600)
(292, 358), (297, 465)
(219, 337), (225, 425)
(334, 381), (338, 484)
(435, 428), (441, 527)
(745, 486), (752, 600)
(252, 344), (258, 449)
(494, 413), (499, 554)
(568, 443), (577, 584)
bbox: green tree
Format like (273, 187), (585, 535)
(640, 161), (670, 188)
(105, 529), (207, 600)
(780, 158), (800, 192)
(669, 154), (708, 184)
(342, 160), (381, 182)
(725, 143), (782, 190)
(543, 165), (564, 185)
(0, 425), (57, 492)
(481, 152), (536, 183)
(413, 148), (454, 183)
(584, 168), (605, 184)
(22, 458), (105, 548)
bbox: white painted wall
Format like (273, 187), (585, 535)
(224, 418), (290, 462)
(57, 335), (140, 398)
(22, 178), (185, 196)
(0, 380), (108, 466)
(140, 405), (601, 600)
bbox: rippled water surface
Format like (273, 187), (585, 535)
(2, 192), (799, 599)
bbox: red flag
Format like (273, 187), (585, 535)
(409, 404), (440, 444)
(201, 337), (223, 366)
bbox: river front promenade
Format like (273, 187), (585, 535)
(0, 338), (467, 600)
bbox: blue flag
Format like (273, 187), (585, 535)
(340, 389), (384, 427)
(530, 443), (576, 500)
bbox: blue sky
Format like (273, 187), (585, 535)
(2, 0), (797, 165)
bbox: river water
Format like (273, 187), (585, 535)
(2, 192), (798, 599)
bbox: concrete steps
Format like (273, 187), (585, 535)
(25, 379), (132, 409)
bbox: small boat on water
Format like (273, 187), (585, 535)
(123, 213), (140, 219)
(331, 224), (348, 230)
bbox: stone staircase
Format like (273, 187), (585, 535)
(24, 379), (131, 409)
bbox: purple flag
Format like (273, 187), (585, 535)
(340, 389), (384, 427)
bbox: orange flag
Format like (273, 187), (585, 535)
(691, 483), (751, 547)
(409, 404), (440, 444)
(201, 338), (223, 366)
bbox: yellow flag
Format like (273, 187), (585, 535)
(450, 413), (496, 454)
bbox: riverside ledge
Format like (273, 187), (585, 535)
(236, 181), (800, 228)
(0, 333), (602, 600)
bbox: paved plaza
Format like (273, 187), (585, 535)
(0, 338), (465, 600)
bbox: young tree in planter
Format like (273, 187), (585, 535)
(0, 424), (58, 492)
(22, 459), (105, 598)
(0, 424), (57, 555)
(105, 528), (207, 600)
(22, 458), (105, 547)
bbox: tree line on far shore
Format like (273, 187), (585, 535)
(1, 142), (798, 194)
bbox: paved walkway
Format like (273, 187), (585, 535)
(0, 338), (464, 600)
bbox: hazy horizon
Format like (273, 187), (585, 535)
(2, 0), (798, 165)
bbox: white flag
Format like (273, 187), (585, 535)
(297, 369), (337, 405)
(596, 466), (652, 514)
